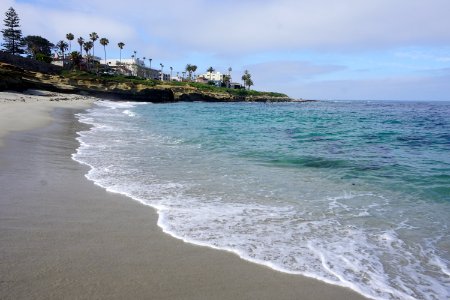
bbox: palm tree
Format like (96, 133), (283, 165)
(89, 32), (99, 58)
(186, 64), (198, 80)
(117, 42), (125, 64)
(241, 70), (253, 90)
(170, 66), (173, 79)
(149, 58), (152, 69)
(192, 65), (197, 79)
(223, 75), (231, 88)
(84, 41), (93, 56)
(142, 57), (146, 66)
(207, 66), (215, 80)
(182, 71), (186, 80)
(77, 37), (84, 55)
(99, 38), (109, 65)
(83, 41), (93, 70)
(242, 70), (250, 87)
(185, 64), (192, 79)
(246, 78), (254, 90)
(70, 51), (82, 70)
(56, 40), (68, 58)
(160, 63), (164, 80)
(66, 33), (74, 52)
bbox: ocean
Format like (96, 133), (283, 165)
(73, 100), (450, 300)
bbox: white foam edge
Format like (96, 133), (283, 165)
(71, 106), (430, 300)
(72, 146), (395, 300)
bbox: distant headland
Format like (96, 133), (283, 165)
(0, 51), (311, 103)
(0, 53), (298, 103)
(0, 6), (318, 103)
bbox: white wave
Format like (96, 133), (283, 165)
(72, 102), (450, 300)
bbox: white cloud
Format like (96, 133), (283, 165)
(2, 0), (449, 101)
(0, 0), (15, 13)
(395, 49), (450, 63)
(280, 73), (450, 101)
(7, 0), (449, 55)
(244, 60), (346, 84)
(114, 0), (450, 54)
(9, 2), (136, 49)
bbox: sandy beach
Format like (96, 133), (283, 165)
(0, 91), (368, 299)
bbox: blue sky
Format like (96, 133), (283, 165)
(3, 0), (450, 100)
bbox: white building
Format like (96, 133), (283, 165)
(105, 58), (161, 79)
(198, 71), (226, 82)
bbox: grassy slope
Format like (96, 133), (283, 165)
(61, 70), (289, 98)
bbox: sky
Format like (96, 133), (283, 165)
(2, 0), (450, 100)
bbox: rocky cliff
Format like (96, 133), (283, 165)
(0, 59), (292, 103)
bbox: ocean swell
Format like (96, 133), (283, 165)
(73, 101), (450, 300)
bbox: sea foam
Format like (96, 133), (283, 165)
(73, 101), (450, 300)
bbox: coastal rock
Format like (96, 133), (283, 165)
(0, 57), (292, 103)
(0, 62), (175, 102)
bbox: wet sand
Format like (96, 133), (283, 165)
(0, 92), (368, 299)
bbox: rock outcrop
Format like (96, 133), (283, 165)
(0, 62), (175, 102)
(0, 56), (293, 103)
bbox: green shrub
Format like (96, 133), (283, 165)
(35, 53), (52, 63)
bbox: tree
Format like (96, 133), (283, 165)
(117, 42), (124, 64)
(56, 40), (69, 60)
(83, 41), (93, 70)
(99, 37), (109, 64)
(1, 7), (25, 55)
(70, 51), (82, 70)
(207, 66), (215, 80)
(185, 64), (198, 80)
(77, 37), (84, 55)
(241, 70), (253, 89)
(191, 65), (197, 78)
(84, 41), (93, 55)
(160, 63), (164, 80)
(227, 67), (233, 86)
(245, 77), (254, 90)
(185, 64), (192, 79)
(148, 58), (152, 69)
(89, 32), (98, 57)
(222, 74), (231, 88)
(23, 35), (53, 59)
(66, 33), (74, 52)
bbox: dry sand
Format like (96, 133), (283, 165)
(0, 90), (94, 146)
(0, 91), (368, 299)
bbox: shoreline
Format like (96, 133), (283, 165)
(0, 90), (95, 146)
(0, 91), (367, 299)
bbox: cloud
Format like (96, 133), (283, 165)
(8, 0), (450, 56)
(244, 60), (346, 84)
(282, 73), (450, 101)
(395, 49), (450, 62)
(8, 1), (136, 49)
(147, 0), (450, 53)
(2, 0), (449, 101)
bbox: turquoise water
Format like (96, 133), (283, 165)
(74, 100), (450, 300)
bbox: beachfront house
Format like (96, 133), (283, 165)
(51, 53), (101, 71)
(198, 71), (226, 82)
(105, 58), (161, 79)
(229, 82), (244, 89)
